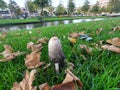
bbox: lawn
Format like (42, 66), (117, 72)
(0, 16), (106, 25)
(0, 17), (120, 90)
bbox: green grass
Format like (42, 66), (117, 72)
(0, 16), (106, 25)
(0, 17), (120, 90)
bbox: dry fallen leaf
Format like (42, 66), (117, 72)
(52, 69), (82, 90)
(25, 51), (44, 69)
(112, 26), (120, 31)
(2, 45), (13, 58)
(0, 45), (26, 62)
(51, 81), (76, 90)
(68, 37), (76, 44)
(66, 61), (75, 71)
(96, 28), (103, 35)
(0, 32), (7, 38)
(101, 44), (120, 53)
(68, 32), (79, 38)
(39, 69), (83, 90)
(39, 83), (50, 90)
(37, 37), (48, 44)
(11, 70), (37, 90)
(106, 38), (120, 47)
(27, 42), (43, 52)
(80, 45), (93, 55)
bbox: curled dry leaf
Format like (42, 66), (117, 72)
(101, 45), (120, 53)
(0, 45), (26, 62)
(68, 32), (79, 38)
(37, 37), (48, 44)
(11, 70), (37, 90)
(80, 45), (93, 55)
(52, 69), (83, 90)
(39, 83), (50, 90)
(25, 51), (44, 69)
(96, 28), (103, 35)
(2, 45), (13, 58)
(68, 37), (76, 44)
(106, 38), (120, 47)
(51, 82), (76, 90)
(66, 61), (75, 71)
(39, 69), (82, 90)
(27, 42), (43, 52)
(0, 32), (7, 38)
(112, 26), (120, 31)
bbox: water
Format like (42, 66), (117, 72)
(0, 18), (103, 31)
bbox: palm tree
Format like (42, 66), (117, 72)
(34, 0), (51, 17)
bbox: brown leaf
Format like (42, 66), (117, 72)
(0, 45), (26, 62)
(2, 45), (14, 58)
(0, 32), (7, 38)
(68, 37), (76, 44)
(52, 69), (83, 90)
(101, 45), (120, 53)
(39, 83), (50, 90)
(66, 61), (74, 71)
(68, 32), (79, 38)
(27, 42), (42, 52)
(11, 70), (37, 90)
(37, 37), (48, 44)
(25, 51), (44, 69)
(106, 38), (120, 47)
(112, 26), (120, 31)
(0, 51), (26, 62)
(51, 81), (76, 90)
(96, 28), (103, 35)
(80, 45), (93, 55)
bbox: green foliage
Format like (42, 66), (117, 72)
(81, 0), (90, 13)
(26, 0), (38, 13)
(91, 2), (99, 14)
(77, 7), (81, 14)
(67, 0), (75, 15)
(109, 0), (120, 13)
(56, 4), (66, 15)
(34, 0), (51, 16)
(46, 5), (54, 13)
(0, 0), (7, 9)
(8, 0), (21, 18)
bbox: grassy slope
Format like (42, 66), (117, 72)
(0, 17), (120, 90)
(0, 16), (106, 25)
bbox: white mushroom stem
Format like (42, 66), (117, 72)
(55, 63), (59, 74)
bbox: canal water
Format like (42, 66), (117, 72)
(0, 18), (103, 31)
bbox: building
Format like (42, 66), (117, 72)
(98, 0), (109, 8)
(0, 9), (12, 19)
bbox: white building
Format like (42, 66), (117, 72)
(98, 0), (109, 8)
(0, 9), (12, 18)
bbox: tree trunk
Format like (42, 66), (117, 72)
(41, 8), (44, 22)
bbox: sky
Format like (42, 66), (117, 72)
(4, 0), (98, 8)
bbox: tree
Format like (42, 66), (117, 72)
(81, 0), (90, 13)
(56, 4), (66, 16)
(109, 0), (120, 13)
(26, 0), (38, 14)
(34, 0), (51, 17)
(15, 6), (21, 17)
(0, 0), (7, 9)
(77, 7), (81, 14)
(67, 0), (75, 15)
(46, 5), (54, 16)
(91, 2), (99, 14)
(8, 0), (21, 18)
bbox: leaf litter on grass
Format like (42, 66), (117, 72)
(0, 45), (26, 62)
(101, 38), (120, 53)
